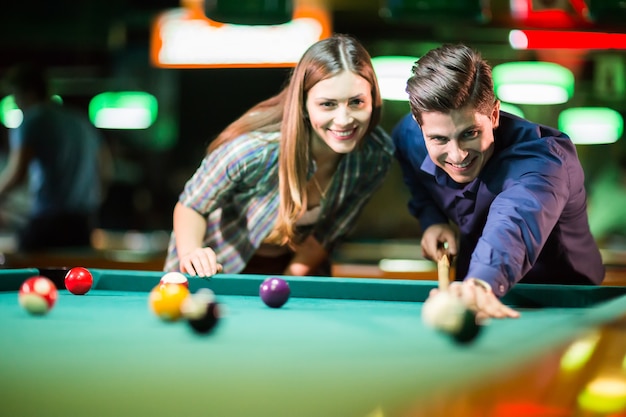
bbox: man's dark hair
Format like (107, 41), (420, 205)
(406, 44), (496, 125)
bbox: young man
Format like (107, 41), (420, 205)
(392, 44), (604, 320)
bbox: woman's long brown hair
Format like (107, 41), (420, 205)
(207, 34), (382, 245)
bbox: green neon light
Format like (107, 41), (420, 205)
(0, 95), (66, 129)
(89, 92), (158, 130)
(0, 95), (22, 128)
(499, 102), (525, 118)
(559, 107), (623, 145)
(492, 62), (574, 105)
(372, 56), (419, 101)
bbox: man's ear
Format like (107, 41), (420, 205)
(491, 100), (501, 129)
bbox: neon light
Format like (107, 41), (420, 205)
(0, 95), (63, 129)
(499, 103), (525, 118)
(492, 62), (574, 105)
(559, 107), (623, 145)
(559, 332), (600, 372)
(89, 92), (158, 130)
(578, 377), (626, 414)
(509, 0), (591, 28)
(372, 56), (419, 101)
(0, 95), (22, 129)
(378, 259), (435, 273)
(509, 0), (528, 20)
(151, 6), (331, 68)
(510, 29), (626, 50)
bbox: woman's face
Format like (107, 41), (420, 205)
(305, 70), (372, 155)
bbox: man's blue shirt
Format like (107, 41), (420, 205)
(392, 112), (604, 296)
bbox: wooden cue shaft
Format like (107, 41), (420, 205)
(437, 253), (450, 291)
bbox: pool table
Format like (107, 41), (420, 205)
(1, 268), (626, 417)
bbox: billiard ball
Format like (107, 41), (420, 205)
(181, 288), (220, 334)
(160, 271), (189, 288)
(64, 267), (94, 295)
(18, 276), (58, 315)
(259, 277), (290, 308)
(148, 283), (190, 321)
(422, 291), (481, 344)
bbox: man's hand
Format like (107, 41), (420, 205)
(427, 279), (520, 321)
(421, 223), (457, 262)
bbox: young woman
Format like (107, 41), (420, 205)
(164, 34), (394, 277)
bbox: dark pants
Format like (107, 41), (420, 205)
(18, 212), (95, 251)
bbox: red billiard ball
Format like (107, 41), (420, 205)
(18, 276), (58, 315)
(149, 283), (191, 321)
(64, 267), (94, 295)
(259, 277), (290, 308)
(160, 272), (189, 288)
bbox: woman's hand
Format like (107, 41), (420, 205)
(179, 247), (223, 277)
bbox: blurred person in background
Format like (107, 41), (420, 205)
(0, 63), (111, 251)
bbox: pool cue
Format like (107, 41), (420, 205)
(437, 253), (450, 291)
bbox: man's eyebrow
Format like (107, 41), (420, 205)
(424, 131), (446, 139)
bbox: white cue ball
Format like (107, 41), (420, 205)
(422, 291), (468, 333)
(160, 272), (189, 288)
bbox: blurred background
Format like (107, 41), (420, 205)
(0, 0), (625, 275)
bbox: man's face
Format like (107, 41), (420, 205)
(419, 103), (500, 184)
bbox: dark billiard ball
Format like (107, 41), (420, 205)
(259, 277), (290, 308)
(188, 302), (220, 334)
(181, 289), (220, 334)
(422, 291), (482, 344)
(64, 267), (93, 295)
(451, 309), (481, 344)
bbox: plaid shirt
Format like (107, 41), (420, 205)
(164, 126), (394, 273)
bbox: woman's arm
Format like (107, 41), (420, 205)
(173, 202), (222, 276)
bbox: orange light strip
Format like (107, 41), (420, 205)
(150, 5), (331, 68)
(509, 29), (626, 50)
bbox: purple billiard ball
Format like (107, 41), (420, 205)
(259, 277), (290, 308)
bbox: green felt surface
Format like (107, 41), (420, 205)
(1, 269), (626, 417)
